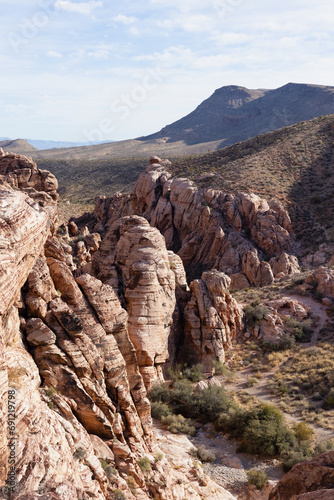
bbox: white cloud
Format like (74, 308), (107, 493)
(112, 14), (137, 25)
(47, 51), (63, 58)
(55, 1), (102, 15)
(88, 49), (109, 59)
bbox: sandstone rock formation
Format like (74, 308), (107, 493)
(0, 152), (238, 499)
(184, 271), (243, 369)
(269, 451), (334, 500)
(245, 297), (310, 341)
(91, 157), (295, 288)
(305, 266), (334, 299)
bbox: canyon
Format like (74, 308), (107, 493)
(0, 147), (333, 499)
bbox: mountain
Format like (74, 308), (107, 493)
(27, 139), (112, 150)
(27, 82), (334, 160)
(0, 138), (37, 153)
(142, 82), (334, 147)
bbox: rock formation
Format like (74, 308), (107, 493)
(92, 156), (296, 288)
(269, 451), (334, 500)
(0, 152), (238, 499)
(184, 271), (243, 369)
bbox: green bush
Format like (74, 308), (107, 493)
(244, 305), (268, 327)
(161, 414), (196, 436)
(113, 489), (126, 500)
(182, 364), (203, 382)
(137, 457), (151, 472)
(323, 387), (334, 409)
(281, 442), (313, 471)
(246, 469), (268, 489)
(293, 422), (314, 444)
(151, 401), (172, 420)
(148, 383), (170, 403)
(190, 445), (215, 463)
(314, 438), (334, 455)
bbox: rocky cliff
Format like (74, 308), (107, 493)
(0, 150), (236, 499)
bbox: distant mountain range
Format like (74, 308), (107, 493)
(2, 82), (334, 159)
(0, 138), (109, 151)
(141, 82), (334, 147)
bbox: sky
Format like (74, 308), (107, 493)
(1, 0), (334, 143)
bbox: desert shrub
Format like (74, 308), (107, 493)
(293, 422), (314, 444)
(193, 385), (232, 422)
(239, 404), (296, 456)
(113, 489), (126, 500)
(314, 438), (334, 455)
(244, 305), (268, 327)
(261, 335), (296, 353)
(151, 401), (172, 420)
(137, 457), (151, 472)
(148, 383), (170, 403)
(45, 386), (57, 399)
(161, 414), (196, 436)
(246, 469), (268, 489)
(190, 445), (216, 462)
(323, 387), (334, 409)
(281, 442), (313, 471)
(285, 317), (313, 343)
(182, 364), (203, 382)
(74, 447), (86, 460)
(212, 359), (225, 375)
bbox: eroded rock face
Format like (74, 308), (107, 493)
(246, 297), (310, 341)
(0, 151), (58, 209)
(184, 271), (243, 369)
(269, 451), (334, 500)
(92, 157), (295, 287)
(94, 215), (176, 390)
(305, 267), (334, 298)
(0, 156), (237, 499)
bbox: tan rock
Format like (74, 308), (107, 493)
(269, 452), (334, 500)
(184, 270), (243, 370)
(305, 266), (334, 298)
(242, 250), (274, 287)
(270, 252), (300, 277)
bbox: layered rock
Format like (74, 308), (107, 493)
(0, 154), (238, 499)
(305, 267), (334, 298)
(91, 157), (295, 287)
(269, 451), (334, 500)
(246, 297), (310, 341)
(184, 271), (243, 369)
(94, 215), (176, 390)
(0, 150), (58, 209)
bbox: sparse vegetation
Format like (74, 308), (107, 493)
(137, 457), (151, 472)
(246, 469), (268, 490)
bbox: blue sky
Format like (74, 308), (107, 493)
(1, 0), (334, 142)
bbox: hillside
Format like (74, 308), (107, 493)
(38, 114), (334, 254)
(144, 82), (334, 147)
(0, 138), (37, 153)
(170, 114), (334, 253)
(8, 82), (332, 161)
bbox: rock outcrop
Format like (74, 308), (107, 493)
(0, 152), (237, 499)
(91, 157), (295, 287)
(269, 451), (334, 500)
(305, 266), (334, 299)
(184, 271), (243, 369)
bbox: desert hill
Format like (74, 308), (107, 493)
(143, 82), (334, 147)
(5, 82), (333, 161)
(0, 138), (37, 153)
(37, 114), (334, 255)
